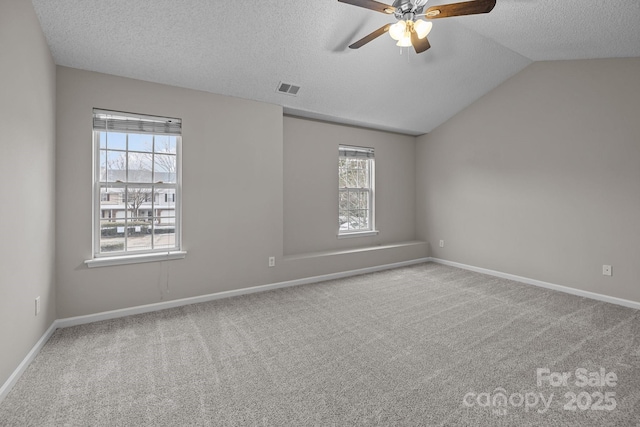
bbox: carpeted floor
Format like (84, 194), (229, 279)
(1, 262), (639, 426)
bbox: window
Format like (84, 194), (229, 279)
(338, 145), (375, 235)
(92, 109), (182, 257)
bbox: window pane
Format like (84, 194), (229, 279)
(348, 191), (359, 210)
(99, 150), (107, 182)
(102, 150), (126, 182)
(153, 218), (176, 250)
(348, 212), (358, 230)
(155, 135), (177, 154)
(100, 132), (126, 150)
(125, 187), (154, 219)
(360, 191), (369, 210)
(128, 133), (153, 152)
(338, 167), (348, 188)
(361, 167), (370, 188)
(99, 220), (125, 253)
(99, 188), (118, 220)
(127, 152), (152, 182)
(342, 168), (353, 188)
(338, 190), (349, 211)
(349, 209), (369, 229)
(154, 154), (176, 183)
(127, 232), (152, 252)
(155, 193), (176, 223)
(348, 211), (357, 230)
(339, 190), (348, 230)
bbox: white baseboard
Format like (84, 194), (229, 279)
(429, 257), (640, 311)
(0, 321), (58, 404)
(1, 257), (430, 402)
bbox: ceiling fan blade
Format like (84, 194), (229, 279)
(411, 30), (431, 54)
(425, 0), (495, 19)
(349, 24), (392, 49)
(338, 0), (396, 14)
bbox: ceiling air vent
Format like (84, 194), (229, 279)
(276, 81), (300, 96)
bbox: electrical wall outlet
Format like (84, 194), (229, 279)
(439, 240), (445, 248)
(602, 265), (612, 276)
(35, 296), (41, 316)
(268, 256), (275, 267)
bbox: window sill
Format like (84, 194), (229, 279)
(337, 230), (379, 239)
(85, 251), (187, 268)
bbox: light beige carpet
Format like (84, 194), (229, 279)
(1, 262), (639, 426)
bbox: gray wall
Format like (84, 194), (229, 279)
(55, 68), (426, 318)
(284, 116), (417, 255)
(0, 0), (57, 387)
(56, 67), (284, 318)
(417, 58), (640, 303)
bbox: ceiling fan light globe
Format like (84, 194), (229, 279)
(389, 21), (406, 41)
(414, 19), (432, 39)
(396, 36), (412, 47)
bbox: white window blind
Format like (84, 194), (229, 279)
(339, 145), (375, 159)
(93, 109), (182, 135)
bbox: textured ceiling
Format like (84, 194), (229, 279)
(31, 0), (640, 135)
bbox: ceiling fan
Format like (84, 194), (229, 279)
(338, 0), (496, 54)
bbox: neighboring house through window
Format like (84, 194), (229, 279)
(338, 145), (376, 236)
(92, 109), (182, 256)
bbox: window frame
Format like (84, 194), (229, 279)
(338, 145), (377, 238)
(90, 109), (183, 262)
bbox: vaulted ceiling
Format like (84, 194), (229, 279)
(32, 0), (640, 135)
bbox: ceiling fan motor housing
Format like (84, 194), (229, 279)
(393, 0), (425, 20)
